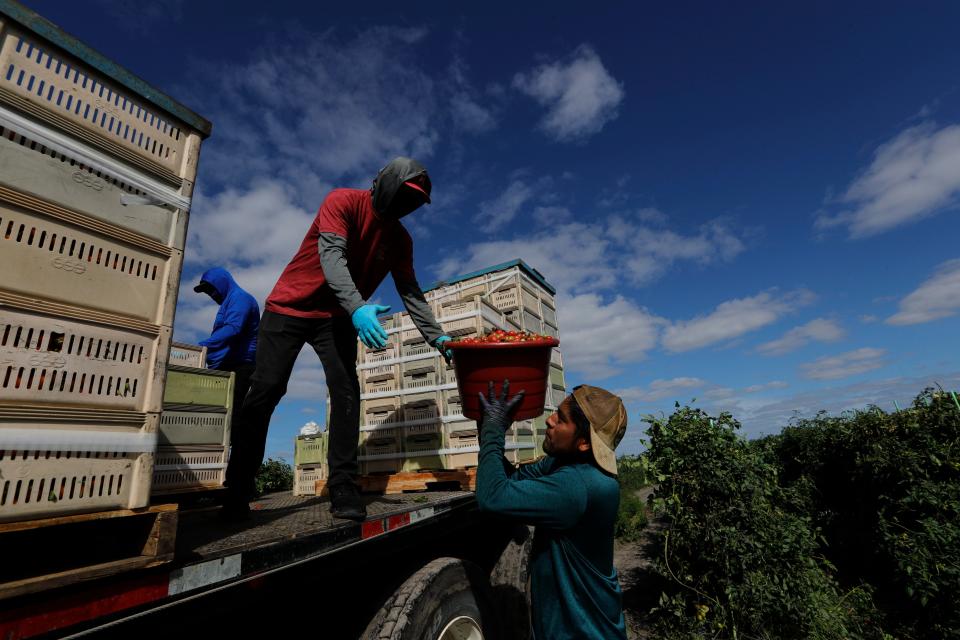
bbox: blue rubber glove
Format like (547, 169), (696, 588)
(352, 304), (391, 349)
(435, 335), (453, 364)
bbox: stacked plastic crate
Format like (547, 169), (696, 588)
(293, 430), (327, 496)
(351, 260), (563, 474)
(0, 14), (210, 521)
(155, 344), (234, 494)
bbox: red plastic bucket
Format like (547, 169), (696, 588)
(447, 338), (560, 421)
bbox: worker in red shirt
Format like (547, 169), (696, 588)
(222, 158), (451, 521)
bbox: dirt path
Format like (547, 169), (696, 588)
(614, 486), (663, 639)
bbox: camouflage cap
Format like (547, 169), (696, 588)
(572, 385), (628, 475)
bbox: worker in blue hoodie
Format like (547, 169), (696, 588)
(193, 267), (260, 432)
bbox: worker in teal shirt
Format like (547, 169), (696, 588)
(476, 381), (629, 640)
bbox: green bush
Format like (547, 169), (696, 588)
(615, 490), (648, 542)
(255, 457), (293, 496)
(767, 388), (960, 639)
(614, 454), (653, 542)
(645, 405), (881, 639)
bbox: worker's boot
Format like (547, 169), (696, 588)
(329, 482), (367, 521)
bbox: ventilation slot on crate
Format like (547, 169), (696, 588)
(1, 212), (160, 281)
(2, 32), (185, 170)
(0, 125), (152, 198)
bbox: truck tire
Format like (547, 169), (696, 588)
(361, 557), (501, 640)
(489, 525), (534, 640)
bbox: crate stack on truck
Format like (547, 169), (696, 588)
(293, 426), (327, 495)
(0, 6), (210, 522)
(156, 343), (234, 495)
(295, 260), (563, 492)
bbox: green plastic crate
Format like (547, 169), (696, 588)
(295, 435), (328, 466)
(402, 430), (444, 472)
(163, 365), (233, 408)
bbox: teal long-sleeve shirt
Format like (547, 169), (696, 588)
(476, 423), (627, 640)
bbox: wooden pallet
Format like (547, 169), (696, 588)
(315, 468), (477, 496)
(0, 504), (178, 600)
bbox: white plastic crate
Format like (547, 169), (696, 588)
(542, 323), (559, 339)
(550, 348), (563, 368)
(0, 304), (171, 413)
(439, 297), (482, 317)
(540, 290), (556, 308)
(0, 200), (183, 326)
(487, 285), (520, 312)
(365, 378), (398, 395)
(151, 445), (226, 494)
(360, 343), (397, 365)
(402, 371), (437, 391)
(402, 358), (436, 376)
(503, 311), (522, 331)
(522, 310), (542, 333)
(444, 422), (479, 468)
(403, 390), (440, 412)
(441, 362), (457, 385)
(359, 427), (401, 474)
(442, 388), (462, 417)
(399, 326), (418, 344)
(542, 305), (557, 328)
(0, 28), (201, 181)
(401, 340), (432, 358)
(402, 425), (444, 472)
(363, 395), (400, 411)
(363, 363), (397, 383)
(0, 129), (188, 249)
(168, 342), (206, 368)
(293, 464), (326, 496)
(442, 313), (498, 338)
(521, 286), (540, 315)
(158, 406), (228, 446)
(0, 407), (157, 522)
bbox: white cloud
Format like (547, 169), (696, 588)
(887, 259), (960, 325)
(714, 371), (960, 439)
(663, 289), (815, 353)
(513, 45), (624, 142)
(189, 26), (441, 205)
(557, 293), (663, 378)
(743, 381), (789, 393)
(618, 377), (707, 403)
(801, 347), (887, 380)
(817, 122), (960, 237)
(286, 347), (329, 401)
(533, 206), (573, 225)
(860, 314), (879, 324)
(473, 180), (536, 232)
(435, 215), (745, 295)
(448, 57), (497, 134)
(756, 318), (845, 356)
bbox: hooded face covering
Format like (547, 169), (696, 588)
(371, 157), (432, 219)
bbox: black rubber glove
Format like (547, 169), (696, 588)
(478, 379), (525, 434)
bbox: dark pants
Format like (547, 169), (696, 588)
(225, 310), (360, 502)
(215, 361), (256, 447)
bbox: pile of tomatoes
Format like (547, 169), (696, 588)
(453, 329), (555, 345)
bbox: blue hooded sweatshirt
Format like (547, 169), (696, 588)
(197, 267), (259, 369)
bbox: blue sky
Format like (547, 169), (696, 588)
(34, 1), (960, 458)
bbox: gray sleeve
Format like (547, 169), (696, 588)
(394, 275), (446, 346)
(318, 232), (365, 316)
